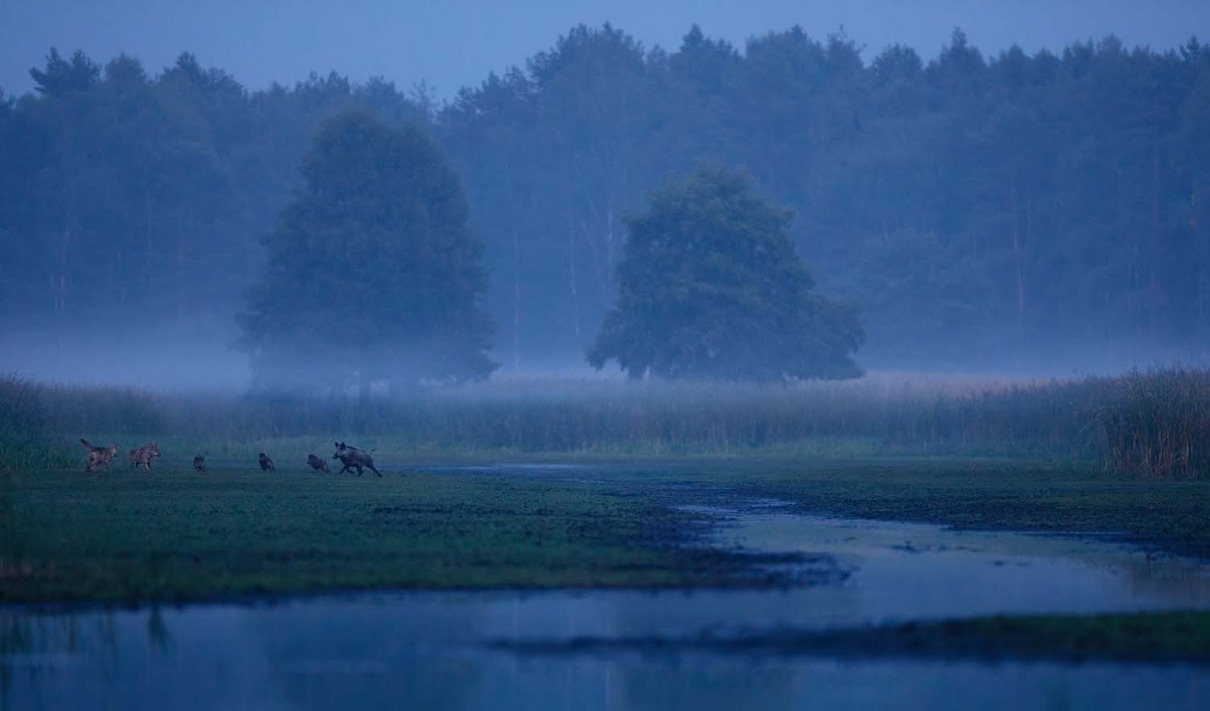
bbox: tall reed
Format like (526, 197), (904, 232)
(1095, 367), (1210, 479)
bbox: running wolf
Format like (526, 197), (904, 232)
(193, 455), (206, 472)
(332, 442), (381, 477)
(259, 453), (276, 472)
(306, 454), (330, 473)
(80, 439), (118, 473)
(129, 443), (161, 472)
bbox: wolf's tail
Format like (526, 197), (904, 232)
(81, 438), (93, 448)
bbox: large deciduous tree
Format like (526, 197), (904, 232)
(588, 166), (863, 381)
(238, 109), (496, 395)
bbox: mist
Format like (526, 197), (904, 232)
(0, 330), (251, 391)
(2, 1), (1210, 390)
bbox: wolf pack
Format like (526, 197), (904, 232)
(79, 440), (382, 477)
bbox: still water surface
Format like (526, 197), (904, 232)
(4, 490), (1207, 710)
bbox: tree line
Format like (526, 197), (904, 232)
(2, 26), (1208, 373)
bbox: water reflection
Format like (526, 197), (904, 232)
(2, 509), (1207, 710)
(3, 610), (1206, 711)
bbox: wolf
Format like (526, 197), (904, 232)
(193, 455), (206, 472)
(306, 454), (330, 473)
(80, 439), (118, 473)
(332, 442), (381, 477)
(259, 453), (276, 472)
(128, 443), (162, 472)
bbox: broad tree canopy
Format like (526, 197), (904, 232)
(588, 166), (863, 381)
(239, 109), (496, 390)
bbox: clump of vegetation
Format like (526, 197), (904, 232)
(0, 375), (72, 471)
(1096, 367), (1210, 479)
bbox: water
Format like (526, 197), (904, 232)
(3, 500), (1207, 710)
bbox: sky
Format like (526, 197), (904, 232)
(2, 1), (1208, 99)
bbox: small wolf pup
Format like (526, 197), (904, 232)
(332, 441), (382, 477)
(259, 453), (276, 472)
(129, 443), (162, 472)
(193, 455), (206, 472)
(80, 439), (118, 473)
(306, 454), (330, 473)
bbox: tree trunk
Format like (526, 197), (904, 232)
(512, 229), (522, 372)
(567, 214), (582, 344)
(145, 188), (155, 300)
(605, 199), (616, 294)
(178, 224), (188, 318)
(1194, 188), (1206, 349)
(1149, 147), (1160, 338)
(56, 225), (71, 313)
(358, 374), (371, 408)
(1010, 184), (1026, 341)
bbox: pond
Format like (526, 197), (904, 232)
(3, 496), (1207, 710)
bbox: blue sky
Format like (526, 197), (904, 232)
(2, 1), (1207, 97)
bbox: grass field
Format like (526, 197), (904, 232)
(0, 462), (779, 604)
(2, 457), (1207, 604)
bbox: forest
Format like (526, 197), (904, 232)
(1, 25), (1208, 373)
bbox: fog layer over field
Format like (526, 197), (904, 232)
(0, 331), (252, 391)
(1, 338), (1206, 392)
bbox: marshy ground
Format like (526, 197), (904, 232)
(3, 456), (1208, 602)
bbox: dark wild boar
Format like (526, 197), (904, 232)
(332, 441), (382, 477)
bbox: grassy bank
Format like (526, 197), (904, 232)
(0, 464), (790, 604)
(3, 367), (1209, 477)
